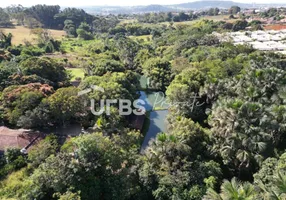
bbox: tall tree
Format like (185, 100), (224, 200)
(143, 57), (172, 91)
(20, 57), (69, 86)
(45, 87), (88, 126)
(0, 8), (11, 27)
(26, 5), (60, 28)
(54, 8), (94, 28)
(229, 6), (241, 14)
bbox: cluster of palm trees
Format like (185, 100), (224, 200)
(158, 54), (286, 199)
(138, 117), (222, 199)
(204, 173), (286, 200)
(207, 59), (286, 176)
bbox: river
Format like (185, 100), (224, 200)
(139, 91), (169, 152)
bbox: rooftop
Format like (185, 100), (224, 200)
(0, 126), (43, 153)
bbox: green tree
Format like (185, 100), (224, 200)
(254, 154), (286, 200)
(208, 8), (220, 16)
(209, 99), (271, 176)
(54, 8), (94, 28)
(0, 148), (27, 178)
(0, 31), (12, 48)
(63, 20), (77, 37)
(24, 16), (42, 28)
(2, 83), (54, 126)
(20, 57), (69, 86)
(229, 6), (241, 15)
(5, 4), (25, 25)
(254, 153), (286, 188)
(204, 178), (257, 200)
(143, 57), (172, 91)
(31, 28), (61, 53)
(0, 8), (11, 27)
(232, 20), (248, 31)
(258, 172), (286, 199)
(26, 4), (60, 28)
(80, 72), (138, 102)
(46, 87), (88, 126)
(76, 22), (93, 40)
(115, 36), (140, 70)
(93, 16), (119, 33)
(0, 61), (18, 91)
(56, 190), (81, 200)
(207, 59), (286, 178)
(173, 12), (190, 22)
(166, 68), (207, 123)
(134, 49), (153, 72)
(28, 135), (59, 168)
(23, 131), (141, 200)
(139, 117), (221, 200)
(17, 101), (52, 129)
(89, 58), (125, 76)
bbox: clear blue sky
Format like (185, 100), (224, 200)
(0, 0), (286, 7)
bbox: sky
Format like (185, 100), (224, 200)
(0, 0), (286, 7)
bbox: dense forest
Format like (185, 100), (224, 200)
(0, 4), (286, 200)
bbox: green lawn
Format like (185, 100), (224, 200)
(129, 35), (152, 44)
(119, 19), (138, 24)
(67, 68), (85, 81)
(160, 15), (238, 27)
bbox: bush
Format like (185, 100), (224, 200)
(21, 46), (44, 56)
(7, 45), (23, 56)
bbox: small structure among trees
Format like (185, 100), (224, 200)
(0, 126), (43, 154)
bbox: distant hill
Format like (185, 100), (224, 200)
(134, 4), (174, 12)
(82, 5), (175, 15)
(81, 1), (286, 15)
(172, 1), (250, 10)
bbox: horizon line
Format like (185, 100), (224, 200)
(1, 1), (286, 8)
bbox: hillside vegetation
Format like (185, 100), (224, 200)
(0, 3), (286, 200)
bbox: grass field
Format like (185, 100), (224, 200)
(67, 68), (85, 81)
(129, 35), (152, 43)
(205, 15), (232, 21)
(1, 26), (66, 45)
(160, 15), (239, 27)
(119, 19), (137, 24)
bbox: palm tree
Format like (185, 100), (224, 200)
(204, 178), (258, 200)
(204, 188), (223, 200)
(258, 172), (286, 200)
(210, 98), (274, 175)
(146, 133), (190, 162)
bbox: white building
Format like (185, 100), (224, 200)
(219, 29), (286, 53)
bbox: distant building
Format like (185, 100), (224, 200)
(280, 18), (286, 23)
(219, 29), (286, 53)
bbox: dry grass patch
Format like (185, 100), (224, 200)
(264, 24), (286, 30)
(1, 26), (66, 45)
